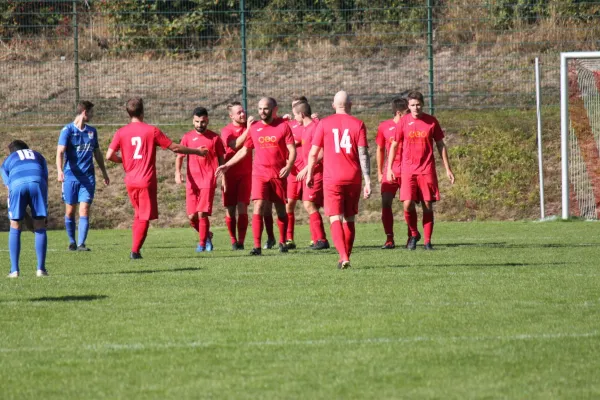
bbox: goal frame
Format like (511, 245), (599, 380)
(560, 51), (600, 219)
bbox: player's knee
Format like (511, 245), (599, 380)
(32, 218), (46, 230)
(303, 201), (317, 214)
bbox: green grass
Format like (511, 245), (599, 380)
(1, 222), (599, 399)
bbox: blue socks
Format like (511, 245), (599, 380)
(78, 216), (89, 246)
(34, 229), (47, 271)
(8, 227), (21, 273)
(65, 215), (76, 245)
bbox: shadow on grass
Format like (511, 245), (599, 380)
(81, 267), (203, 276)
(29, 295), (108, 302)
(371, 261), (577, 269)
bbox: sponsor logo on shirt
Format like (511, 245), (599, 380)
(257, 128), (263, 132)
(193, 137), (198, 141)
(408, 131), (428, 139)
(389, 127), (395, 130)
(408, 122), (415, 126)
(258, 135), (278, 148)
(88, 131), (94, 139)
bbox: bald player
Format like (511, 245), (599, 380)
(306, 91), (371, 269)
(216, 97), (296, 255)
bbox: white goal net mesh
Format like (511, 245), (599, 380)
(567, 59), (600, 219)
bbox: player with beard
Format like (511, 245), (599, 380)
(216, 97), (296, 255)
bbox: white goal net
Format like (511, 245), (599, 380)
(561, 53), (600, 219)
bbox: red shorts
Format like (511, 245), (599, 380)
(251, 176), (287, 205)
(286, 174), (303, 200)
(186, 186), (216, 216)
(380, 177), (401, 196)
(400, 173), (440, 202)
(323, 183), (361, 217)
(222, 174), (251, 207)
(127, 184), (158, 221)
(302, 173), (324, 207)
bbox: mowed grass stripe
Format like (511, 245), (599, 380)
(0, 221), (599, 399)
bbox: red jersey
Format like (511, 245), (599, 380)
(244, 118), (294, 180)
(221, 123), (252, 177)
(301, 121), (322, 174)
(287, 119), (305, 174)
(178, 129), (225, 189)
(312, 113), (368, 185)
(376, 119), (402, 178)
(109, 121), (173, 188)
(396, 113), (444, 175)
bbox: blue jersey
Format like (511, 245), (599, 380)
(58, 122), (99, 181)
(1, 149), (48, 191)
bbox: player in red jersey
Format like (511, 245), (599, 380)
(216, 97), (296, 255)
(376, 98), (409, 249)
(106, 98), (208, 259)
(175, 107), (225, 253)
(220, 102), (254, 250)
(293, 100), (330, 250)
(306, 91), (371, 269)
(387, 91), (454, 250)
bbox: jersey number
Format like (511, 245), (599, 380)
(131, 137), (142, 159)
(333, 129), (352, 154)
(16, 149), (35, 160)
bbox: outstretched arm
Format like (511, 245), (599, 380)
(105, 148), (122, 164)
(168, 142), (208, 156)
(359, 146), (372, 199)
(215, 146), (249, 179)
(436, 139), (455, 184)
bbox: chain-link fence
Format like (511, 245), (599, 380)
(1, 0), (600, 127)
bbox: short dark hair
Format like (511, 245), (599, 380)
(293, 96), (308, 103)
(8, 140), (29, 153)
(227, 101), (242, 112)
(391, 97), (408, 115)
(193, 107), (209, 118)
(293, 101), (311, 117)
(126, 97), (144, 118)
(262, 97), (277, 108)
(76, 100), (94, 115)
(406, 91), (424, 104)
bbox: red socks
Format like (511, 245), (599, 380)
(309, 212), (327, 242)
(132, 219), (149, 253)
(286, 212), (295, 241)
(199, 217), (209, 246)
(225, 216), (237, 244)
(238, 213), (248, 245)
(252, 214), (263, 248)
(423, 211), (434, 244)
(330, 220), (348, 262)
(382, 207), (394, 239)
(264, 214), (275, 241)
(189, 217), (199, 232)
(343, 221), (356, 257)
(404, 210), (419, 236)
(277, 215), (288, 244)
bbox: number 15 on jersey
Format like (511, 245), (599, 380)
(333, 129), (352, 154)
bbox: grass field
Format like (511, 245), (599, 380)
(1, 221), (599, 399)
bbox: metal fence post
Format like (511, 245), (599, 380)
(73, 0), (80, 109)
(240, 0), (248, 111)
(427, 0), (435, 115)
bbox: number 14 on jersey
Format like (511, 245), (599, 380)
(333, 129), (352, 154)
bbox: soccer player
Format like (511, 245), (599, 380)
(306, 91), (371, 269)
(220, 102), (254, 250)
(293, 101), (330, 250)
(216, 97), (296, 255)
(105, 98), (208, 259)
(386, 91), (455, 250)
(56, 100), (110, 251)
(376, 97), (409, 249)
(175, 107), (225, 252)
(284, 96), (310, 249)
(1, 140), (49, 278)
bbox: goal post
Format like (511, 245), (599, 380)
(560, 51), (600, 220)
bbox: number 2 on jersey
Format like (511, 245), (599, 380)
(333, 129), (352, 154)
(131, 136), (142, 159)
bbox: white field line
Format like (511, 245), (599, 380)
(0, 331), (597, 354)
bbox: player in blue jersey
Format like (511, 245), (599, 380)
(56, 101), (110, 251)
(1, 140), (49, 278)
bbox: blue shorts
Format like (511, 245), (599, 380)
(8, 182), (48, 220)
(62, 178), (95, 205)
